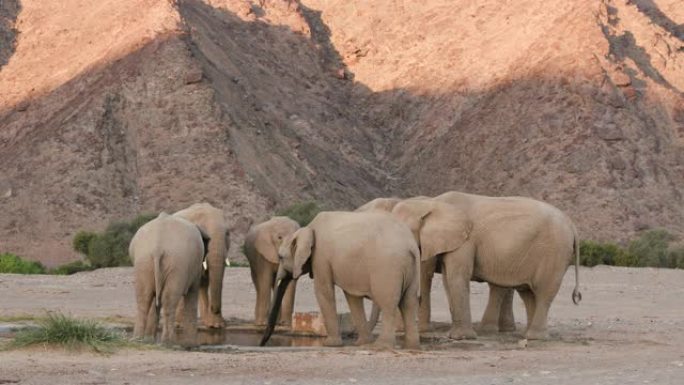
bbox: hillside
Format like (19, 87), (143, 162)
(0, 0), (682, 265)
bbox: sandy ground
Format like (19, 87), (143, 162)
(0, 266), (683, 384)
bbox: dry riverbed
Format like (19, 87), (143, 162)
(1, 266), (683, 384)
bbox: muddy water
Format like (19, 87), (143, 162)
(194, 329), (328, 347)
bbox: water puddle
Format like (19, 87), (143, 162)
(193, 328), (327, 347)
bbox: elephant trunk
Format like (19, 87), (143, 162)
(207, 236), (227, 315)
(260, 273), (293, 346)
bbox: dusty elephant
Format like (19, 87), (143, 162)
(356, 195), (516, 334)
(392, 194), (581, 340)
(130, 213), (209, 345)
(174, 203), (230, 328)
(261, 211), (421, 349)
(243, 216), (300, 327)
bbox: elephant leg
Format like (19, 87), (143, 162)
(344, 292), (372, 346)
(419, 259), (436, 333)
(144, 298), (159, 339)
(206, 260), (226, 328)
(278, 279), (297, 327)
(314, 278), (342, 347)
(526, 277), (563, 340)
(181, 285), (199, 346)
(174, 297), (185, 328)
(161, 291), (182, 345)
(442, 247), (477, 340)
(498, 288), (516, 332)
(134, 286), (154, 341)
(253, 268), (274, 326)
(517, 288), (536, 333)
(479, 284), (504, 333)
(198, 275), (210, 326)
(399, 281), (420, 349)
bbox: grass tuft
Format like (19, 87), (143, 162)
(10, 313), (126, 353)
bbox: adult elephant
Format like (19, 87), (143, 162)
(174, 203), (230, 328)
(130, 213), (210, 345)
(261, 211), (421, 349)
(356, 195), (516, 334)
(392, 194), (581, 340)
(243, 216), (300, 327)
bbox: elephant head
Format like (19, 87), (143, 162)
(253, 216), (300, 265)
(392, 200), (473, 261)
(261, 226), (315, 346)
(277, 226), (315, 280)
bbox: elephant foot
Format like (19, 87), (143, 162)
(277, 320), (293, 328)
(418, 322), (433, 333)
(525, 329), (548, 340)
(448, 326), (477, 340)
(370, 339), (395, 350)
(353, 335), (373, 346)
(478, 322), (499, 334)
(403, 335), (421, 350)
(323, 336), (344, 347)
(498, 322), (517, 332)
(202, 314), (225, 329)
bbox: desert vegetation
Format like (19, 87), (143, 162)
(72, 213), (157, 268)
(7, 313), (126, 353)
(580, 229), (684, 268)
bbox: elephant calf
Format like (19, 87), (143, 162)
(129, 213), (209, 345)
(262, 211), (421, 349)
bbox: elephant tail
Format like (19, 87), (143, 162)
(153, 252), (164, 313)
(572, 235), (582, 305)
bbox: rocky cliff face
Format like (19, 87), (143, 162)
(0, 0), (682, 265)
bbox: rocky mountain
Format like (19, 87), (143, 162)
(0, 0), (682, 265)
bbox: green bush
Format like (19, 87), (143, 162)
(579, 240), (623, 267)
(276, 201), (322, 227)
(72, 231), (96, 255)
(0, 253), (46, 274)
(627, 229), (674, 268)
(72, 213), (158, 269)
(667, 247), (684, 269)
(11, 313), (125, 353)
(50, 260), (93, 275)
(613, 250), (640, 267)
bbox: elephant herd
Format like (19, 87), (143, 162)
(129, 192), (582, 349)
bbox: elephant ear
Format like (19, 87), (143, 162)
(419, 204), (473, 262)
(255, 228), (279, 264)
(292, 227), (315, 279)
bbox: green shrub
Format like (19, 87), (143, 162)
(276, 201), (322, 226)
(613, 250), (640, 267)
(627, 229), (675, 268)
(579, 240), (623, 267)
(667, 247), (684, 269)
(72, 213), (158, 269)
(72, 231), (97, 255)
(0, 253), (46, 274)
(11, 313), (125, 353)
(50, 260), (93, 275)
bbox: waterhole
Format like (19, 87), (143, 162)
(193, 328), (328, 347)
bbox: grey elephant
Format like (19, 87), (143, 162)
(356, 195), (516, 334)
(392, 192), (581, 340)
(244, 216), (300, 327)
(174, 203), (230, 328)
(130, 213), (209, 344)
(261, 211), (421, 349)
